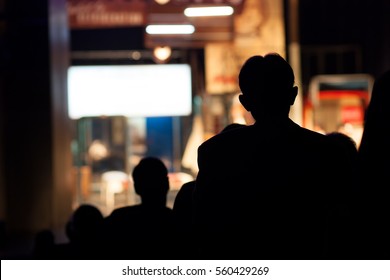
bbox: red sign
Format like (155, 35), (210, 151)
(341, 106), (364, 124)
(68, 0), (147, 29)
(68, 0), (245, 29)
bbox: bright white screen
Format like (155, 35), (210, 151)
(67, 64), (192, 119)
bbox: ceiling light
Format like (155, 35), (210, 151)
(154, 0), (170, 4)
(184, 6), (234, 17)
(153, 46), (172, 63)
(146, 24), (195, 35)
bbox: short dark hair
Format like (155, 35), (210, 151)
(238, 53), (295, 100)
(132, 157), (169, 196)
(132, 157), (168, 183)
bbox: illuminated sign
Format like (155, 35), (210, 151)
(68, 0), (147, 29)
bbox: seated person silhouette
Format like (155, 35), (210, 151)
(193, 53), (350, 260)
(103, 157), (175, 259)
(54, 204), (104, 259)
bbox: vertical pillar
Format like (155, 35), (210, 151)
(49, 0), (74, 231)
(0, 0), (5, 243)
(1, 0), (72, 238)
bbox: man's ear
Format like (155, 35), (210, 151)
(239, 94), (251, 111)
(163, 176), (170, 194)
(289, 86), (298, 105)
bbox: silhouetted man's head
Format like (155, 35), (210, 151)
(238, 53), (298, 121)
(132, 157), (169, 206)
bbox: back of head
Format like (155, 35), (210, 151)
(132, 157), (169, 204)
(238, 53), (296, 120)
(326, 132), (357, 159)
(67, 204), (103, 243)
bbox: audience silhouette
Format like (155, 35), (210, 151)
(172, 180), (197, 258)
(357, 69), (390, 259)
(193, 53), (351, 259)
(54, 204), (104, 259)
(103, 157), (175, 259)
(325, 132), (360, 258)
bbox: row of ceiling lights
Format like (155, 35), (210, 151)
(146, 5), (235, 35)
(148, 5), (235, 62)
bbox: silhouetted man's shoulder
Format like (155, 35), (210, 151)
(199, 124), (253, 149)
(299, 126), (349, 158)
(198, 120), (332, 156)
(108, 205), (142, 218)
(104, 205), (142, 232)
(196, 119), (341, 190)
(293, 125), (333, 148)
(296, 125), (328, 141)
(108, 204), (173, 221)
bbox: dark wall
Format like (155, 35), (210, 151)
(3, 0), (54, 232)
(299, 0), (390, 79)
(71, 27), (145, 51)
(299, 0), (366, 45)
(0, 0), (6, 224)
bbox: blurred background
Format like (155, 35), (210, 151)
(1, 0), (390, 257)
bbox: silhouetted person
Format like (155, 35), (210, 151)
(172, 180), (197, 258)
(325, 132), (360, 258)
(327, 131), (357, 157)
(54, 204), (104, 259)
(326, 131), (359, 193)
(193, 53), (350, 259)
(103, 157), (175, 259)
(173, 125), (247, 259)
(358, 69), (390, 259)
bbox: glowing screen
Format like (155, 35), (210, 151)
(68, 64), (192, 119)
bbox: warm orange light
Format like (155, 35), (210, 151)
(153, 46), (172, 63)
